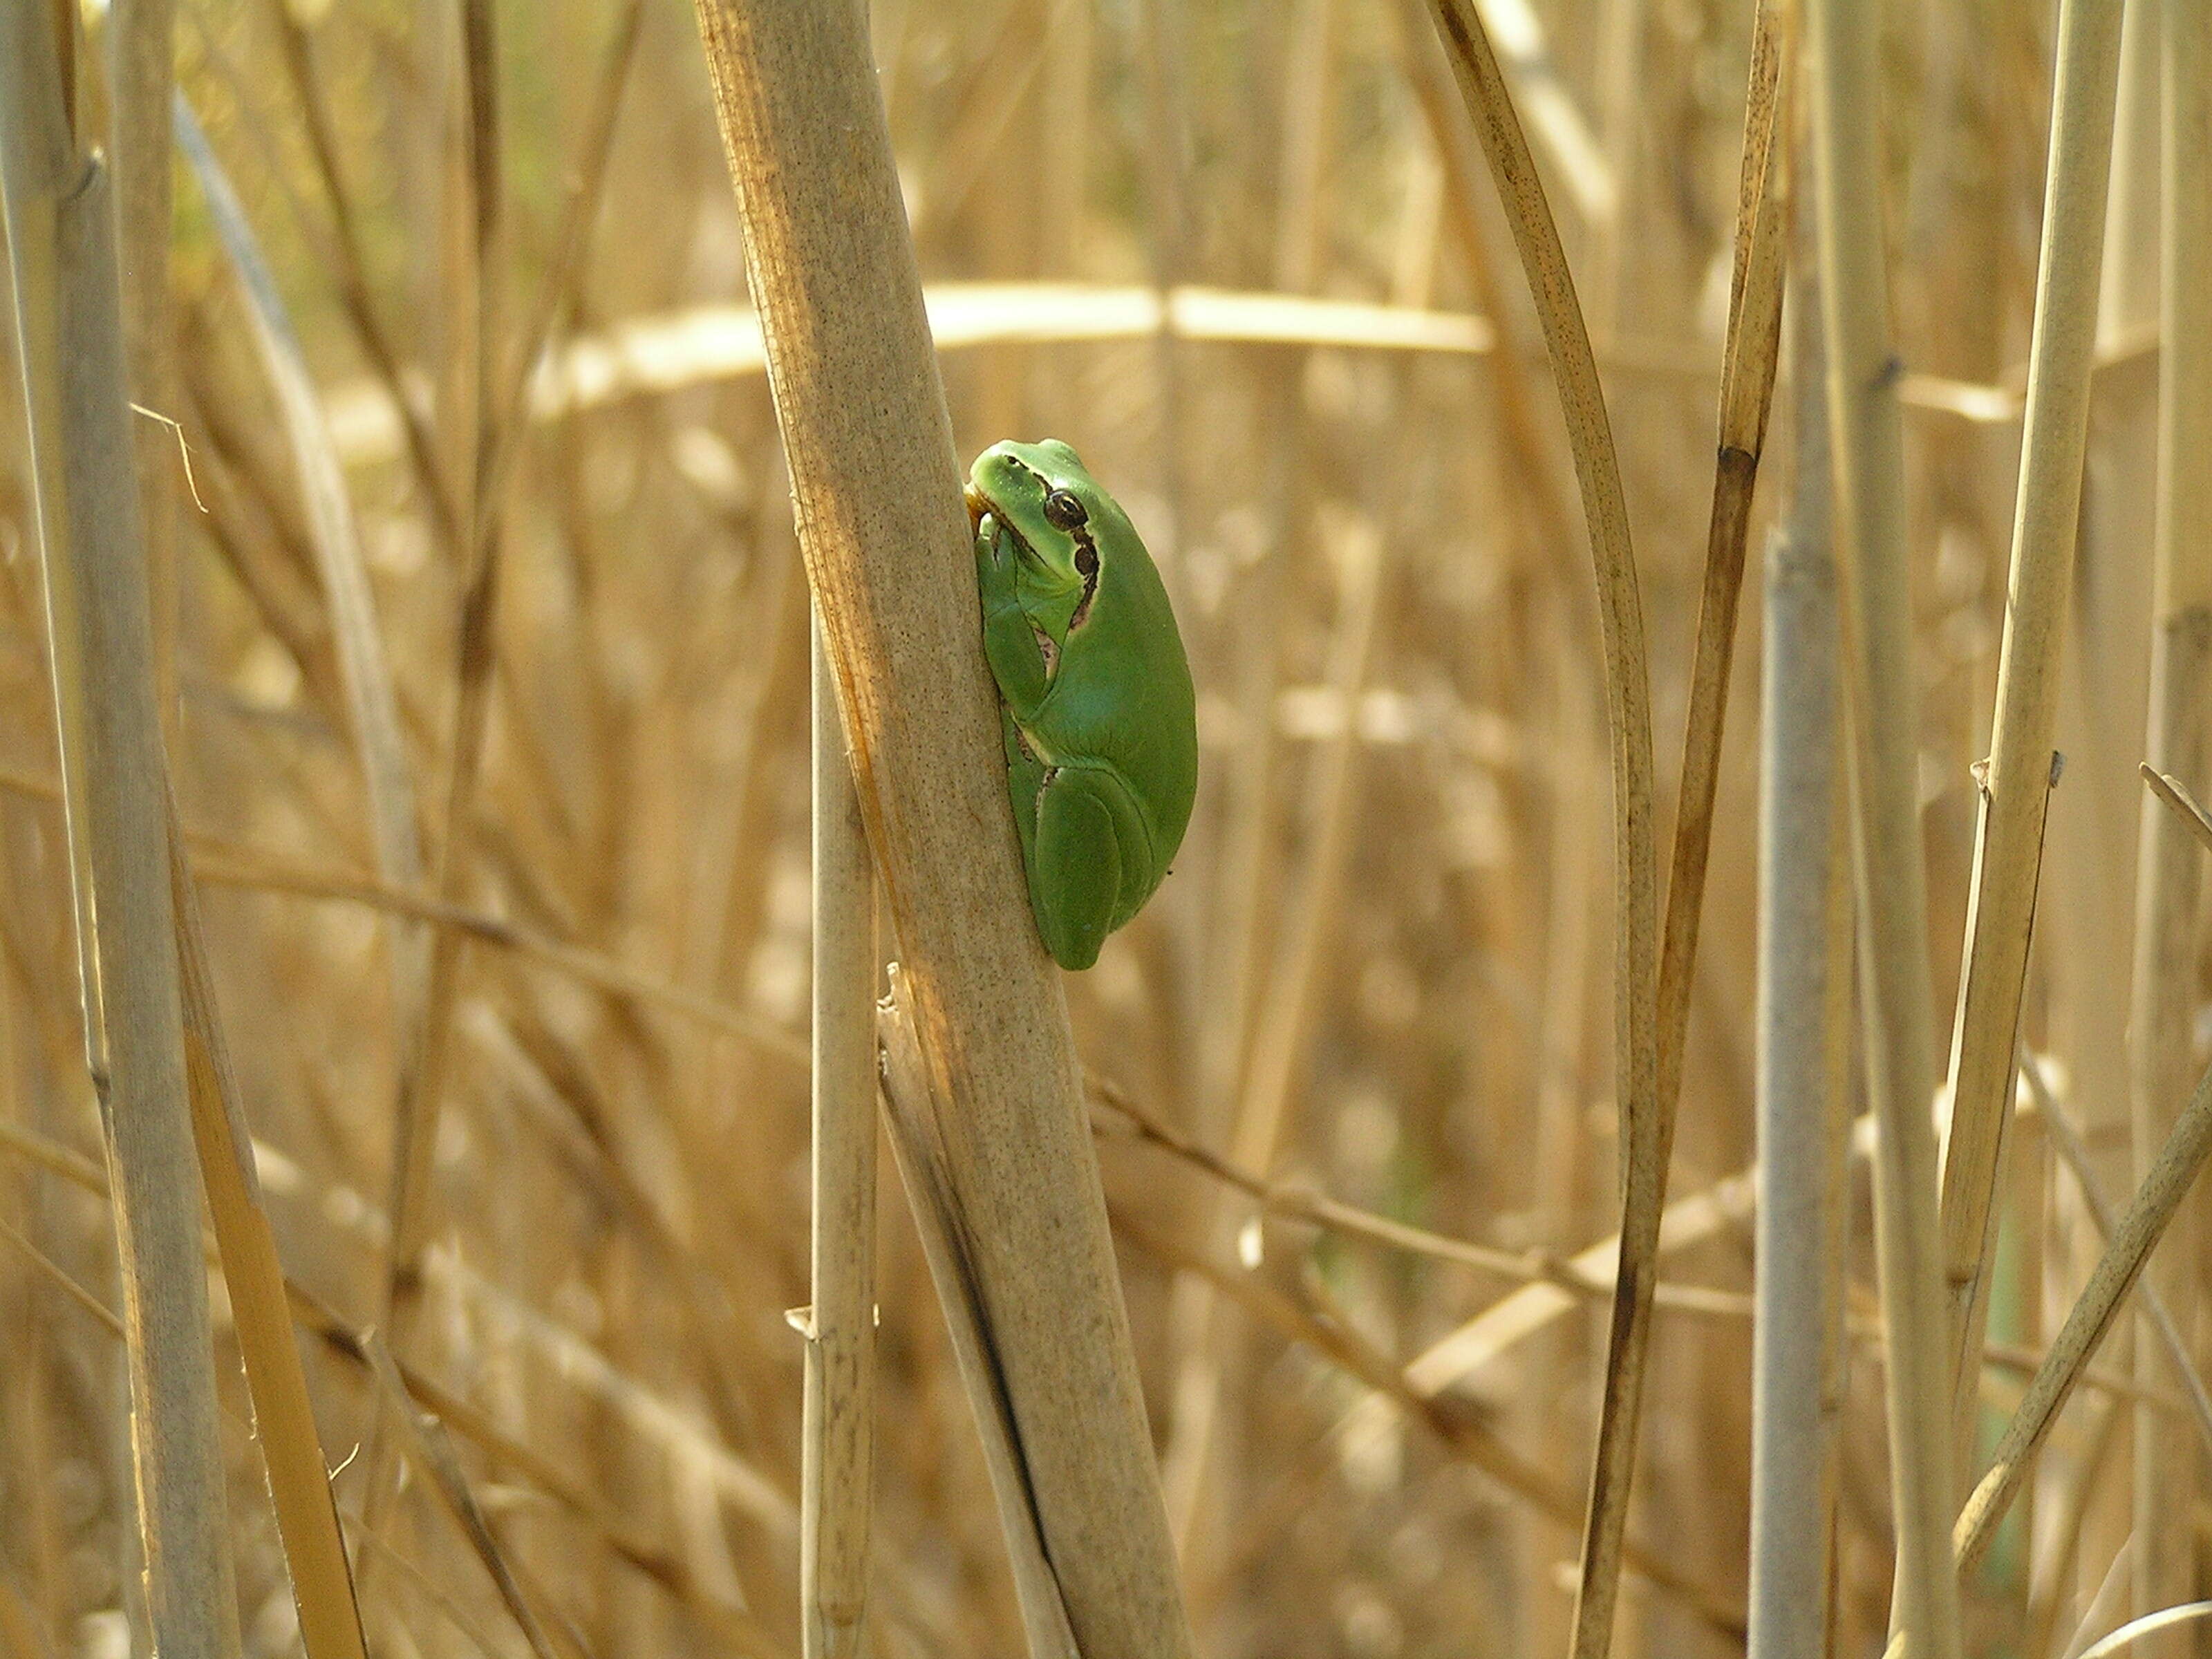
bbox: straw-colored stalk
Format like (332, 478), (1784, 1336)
(1952, 1045), (2212, 1580)
(165, 820), (369, 1659)
(1416, 6), (1657, 1652)
(2070, 1602), (2212, 1659)
(107, 0), (179, 713)
(1934, 0), (2124, 1460)
(268, 1), (462, 548)
(2023, 1396), (2125, 1659)
(0, 9), (241, 1656)
(1802, 2), (1961, 1656)
(876, 976), (1082, 1659)
(2021, 1048), (2212, 1455)
(1104, 1203), (1747, 1638)
(804, 611), (877, 1659)
(383, 0), (507, 1337)
(358, 1336), (565, 1659)
(2127, 0), (2212, 1637)
(1657, 0), (1788, 1156)
(0, 1100), (789, 1651)
(1749, 181), (1844, 1659)
(689, 3), (1194, 1653)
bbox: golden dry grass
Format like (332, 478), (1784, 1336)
(1, 2), (2206, 1658)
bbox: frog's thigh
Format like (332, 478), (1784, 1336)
(1029, 767), (1130, 971)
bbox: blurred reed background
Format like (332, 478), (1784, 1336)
(0, 0), (2202, 1656)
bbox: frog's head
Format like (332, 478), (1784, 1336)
(966, 439), (1128, 642)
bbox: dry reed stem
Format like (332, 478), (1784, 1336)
(689, 3), (1192, 1652)
(1936, 0), (2125, 1459)
(2127, 4), (2212, 1637)
(2141, 765), (2212, 854)
(1656, 0), (1788, 1165)
(315, 281), (2045, 470)
(0, 1111), (789, 1655)
(0, 12), (242, 1655)
(107, 0), (179, 714)
(266, 0), (462, 550)
(2072, 1604), (2212, 1659)
(2024, 1396), (2125, 1659)
(1803, 0), (1960, 1653)
(2023, 1048), (2212, 1455)
(288, 1295), (783, 1658)
(1105, 1205), (1746, 1639)
(1392, 0), (1581, 556)
(474, 0), (644, 577)
(1098, 1073), (1746, 1306)
(182, 844), (807, 1065)
(803, 614), (877, 1659)
(1614, 1), (1786, 1643)
(1405, 1166), (1756, 1395)
(1416, 6), (1658, 1652)
(359, 1334), (568, 1659)
(166, 815), (370, 1659)
(1949, 1051), (2212, 1582)
(1750, 147), (1845, 1659)
(877, 974), (1081, 1659)
(382, 0), (507, 1340)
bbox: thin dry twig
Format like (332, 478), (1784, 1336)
(2021, 1047), (2212, 1456)
(265, 0), (464, 548)
(382, 0), (509, 1344)
(1414, 6), (1658, 1651)
(1952, 1051), (2212, 1579)
(1107, 1203), (1747, 1640)
(358, 1333), (570, 1659)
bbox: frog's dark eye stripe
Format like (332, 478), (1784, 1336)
(1068, 537), (1100, 630)
(1042, 489), (1088, 532)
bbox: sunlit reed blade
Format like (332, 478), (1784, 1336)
(1935, 0), (2125, 1467)
(167, 809), (370, 1659)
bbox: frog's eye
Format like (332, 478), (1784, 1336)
(1042, 489), (1089, 532)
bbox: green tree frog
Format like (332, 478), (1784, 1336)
(966, 439), (1198, 971)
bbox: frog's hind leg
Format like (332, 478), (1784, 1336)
(1025, 765), (1134, 971)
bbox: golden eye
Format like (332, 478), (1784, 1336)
(1042, 489), (1088, 532)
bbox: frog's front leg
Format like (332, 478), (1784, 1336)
(976, 513), (1053, 711)
(1023, 763), (1143, 971)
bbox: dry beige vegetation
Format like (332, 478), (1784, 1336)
(2, 1), (2209, 1658)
